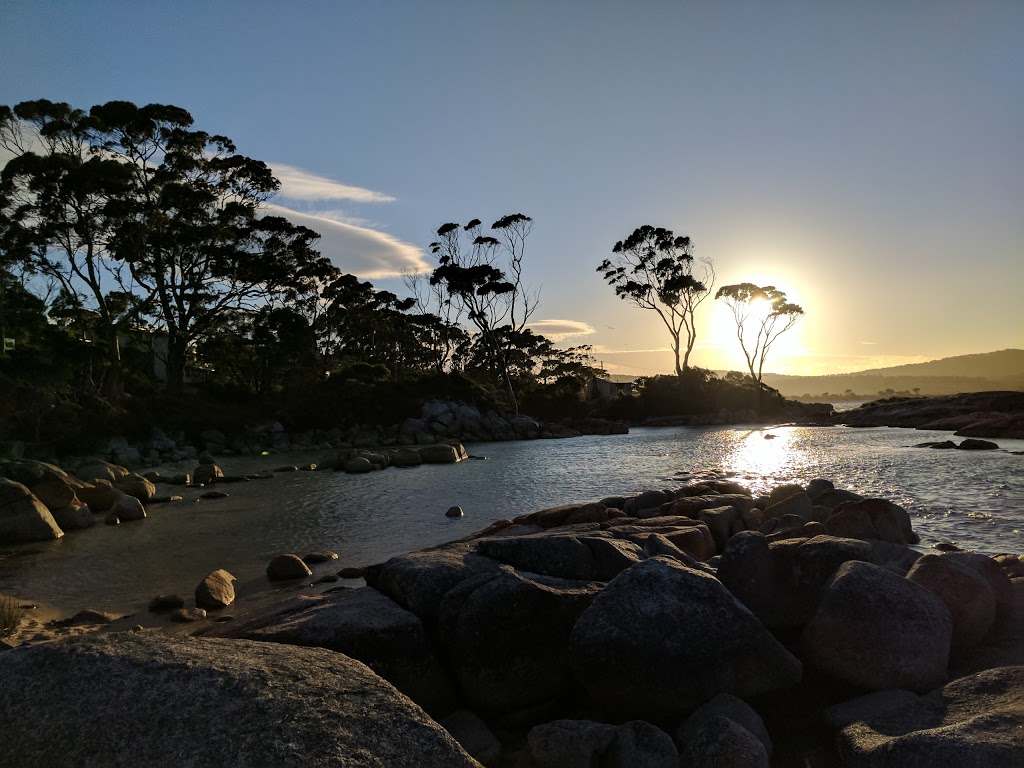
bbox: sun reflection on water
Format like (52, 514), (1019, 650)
(722, 427), (799, 483)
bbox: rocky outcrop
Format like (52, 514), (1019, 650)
(826, 391), (1024, 439)
(0, 633), (479, 767)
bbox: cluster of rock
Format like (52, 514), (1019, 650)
(915, 438), (1001, 450)
(0, 458), (167, 544)
(315, 442), (470, 474)
(820, 391), (1024, 439)
(3, 471), (1021, 764)
(1, 401), (629, 472)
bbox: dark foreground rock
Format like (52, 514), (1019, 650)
(836, 665), (1024, 767)
(0, 632), (478, 768)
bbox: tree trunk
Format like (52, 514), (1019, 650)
(165, 333), (187, 395)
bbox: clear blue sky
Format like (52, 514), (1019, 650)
(2, 0), (1022, 375)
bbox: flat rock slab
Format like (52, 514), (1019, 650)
(837, 665), (1024, 767)
(0, 633), (478, 768)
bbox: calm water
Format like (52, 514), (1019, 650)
(2, 424), (1022, 616)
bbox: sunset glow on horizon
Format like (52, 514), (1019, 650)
(2, 1), (1020, 378)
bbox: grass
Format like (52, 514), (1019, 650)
(0, 593), (24, 638)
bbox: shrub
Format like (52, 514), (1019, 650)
(0, 594), (24, 638)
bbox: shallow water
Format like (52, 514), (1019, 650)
(1, 424), (1022, 616)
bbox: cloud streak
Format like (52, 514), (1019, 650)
(265, 203), (430, 279)
(271, 162), (396, 203)
(527, 319), (595, 342)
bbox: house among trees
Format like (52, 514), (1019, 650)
(586, 375), (636, 400)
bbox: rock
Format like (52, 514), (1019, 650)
(266, 554), (312, 581)
(113, 474), (157, 501)
(835, 498), (918, 544)
(698, 505), (740, 552)
(792, 535), (874, 604)
(907, 554), (997, 658)
(193, 464), (224, 485)
(200, 490), (229, 499)
(389, 448), (423, 467)
(338, 566), (367, 579)
(836, 665), (1024, 767)
(813, 488), (864, 509)
(273, 465), (298, 472)
(344, 457), (373, 473)
(104, 512), (120, 525)
(806, 478), (835, 499)
(416, 444), (462, 464)
(801, 561), (952, 692)
(110, 492), (146, 522)
(676, 692), (772, 759)
(569, 557), (802, 721)
(50, 501), (96, 531)
(446, 505), (464, 518)
(0, 633), (478, 767)
(170, 607), (207, 622)
(957, 438), (1000, 450)
(941, 552), (1015, 618)
(763, 492), (814, 521)
(303, 550), (339, 564)
(679, 715), (769, 768)
(195, 569), (236, 610)
(441, 710), (502, 765)
(74, 483), (119, 511)
(148, 594), (185, 612)
(54, 609), (119, 626)
(826, 689), (923, 730)
(74, 459), (129, 484)
(665, 493), (753, 519)
(365, 541), (503, 624)
(717, 531), (778, 625)
(438, 568), (600, 717)
(25, 475), (77, 511)
(0, 478), (64, 544)
(477, 534), (599, 581)
(528, 719), (678, 768)
(201, 587), (457, 717)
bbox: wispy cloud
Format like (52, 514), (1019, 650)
(859, 341), (879, 345)
(527, 319), (596, 342)
(271, 163), (396, 203)
(265, 203), (430, 279)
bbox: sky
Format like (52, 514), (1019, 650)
(2, 0), (1022, 377)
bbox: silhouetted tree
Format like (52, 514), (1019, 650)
(428, 214), (538, 412)
(715, 283), (803, 391)
(597, 225), (714, 377)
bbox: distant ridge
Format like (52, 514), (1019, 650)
(761, 349), (1024, 399)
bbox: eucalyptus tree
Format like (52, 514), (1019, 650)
(428, 214), (537, 412)
(597, 225), (714, 377)
(715, 282), (804, 390)
(0, 100), (139, 393)
(1, 98), (338, 393)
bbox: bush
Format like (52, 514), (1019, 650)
(0, 594), (24, 638)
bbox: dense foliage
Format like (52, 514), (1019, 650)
(0, 99), (805, 453)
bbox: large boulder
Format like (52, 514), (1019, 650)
(0, 478), (63, 544)
(528, 719), (678, 768)
(438, 569), (600, 717)
(0, 632), (478, 767)
(476, 534), (599, 581)
(113, 474), (157, 502)
(678, 714), (769, 768)
(801, 561), (952, 692)
(830, 498), (918, 545)
(416, 444), (462, 464)
(266, 554), (312, 580)
(569, 557), (802, 721)
(836, 665), (1024, 767)
(0, 459), (67, 487)
(202, 587), (456, 717)
(675, 692), (772, 759)
(940, 552), (1015, 618)
(907, 555), (997, 659)
(365, 541), (502, 624)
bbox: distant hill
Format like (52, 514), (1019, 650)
(761, 349), (1024, 400)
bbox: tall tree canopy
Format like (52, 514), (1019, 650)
(715, 282), (804, 390)
(0, 99), (338, 393)
(597, 225), (714, 377)
(428, 214), (538, 412)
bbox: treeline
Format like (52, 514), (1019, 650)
(0, 100), (609, 450)
(0, 99), (809, 454)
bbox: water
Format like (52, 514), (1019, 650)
(2, 424), (1022, 616)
